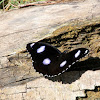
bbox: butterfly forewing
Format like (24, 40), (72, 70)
(26, 42), (62, 75)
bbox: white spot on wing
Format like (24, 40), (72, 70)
(30, 43), (35, 48)
(72, 62), (75, 65)
(43, 58), (51, 65)
(37, 46), (45, 53)
(84, 50), (88, 54)
(68, 65), (71, 68)
(60, 60), (67, 67)
(75, 50), (81, 58)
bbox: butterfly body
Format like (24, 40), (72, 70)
(26, 42), (89, 77)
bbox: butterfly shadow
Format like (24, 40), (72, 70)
(46, 57), (100, 84)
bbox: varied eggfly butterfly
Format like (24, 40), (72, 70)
(26, 42), (89, 77)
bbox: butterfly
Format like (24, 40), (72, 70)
(26, 42), (89, 77)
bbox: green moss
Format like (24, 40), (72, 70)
(0, 0), (45, 10)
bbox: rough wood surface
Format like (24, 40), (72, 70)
(0, 0), (100, 100)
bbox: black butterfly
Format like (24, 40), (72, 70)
(26, 42), (89, 77)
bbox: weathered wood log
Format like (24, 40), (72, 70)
(0, 0), (100, 99)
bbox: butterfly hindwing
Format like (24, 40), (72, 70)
(26, 42), (89, 77)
